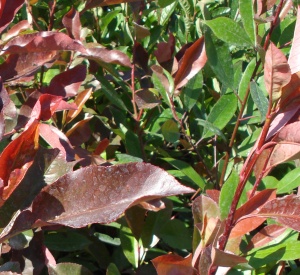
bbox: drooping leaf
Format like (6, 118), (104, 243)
(0, 120), (39, 206)
(62, 6), (81, 41)
(288, 6), (300, 74)
(152, 254), (196, 275)
(174, 37), (207, 90)
(0, 163), (194, 241)
(204, 17), (252, 47)
(4, 20), (31, 41)
(264, 42), (291, 101)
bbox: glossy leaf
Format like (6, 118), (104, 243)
(264, 42), (291, 101)
(174, 37), (207, 90)
(0, 120), (39, 206)
(62, 6), (81, 41)
(239, 0), (256, 44)
(152, 254), (196, 275)
(277, 167), (300, 194)
(204, 17), (252, 47)
(0, 163), (194, 241)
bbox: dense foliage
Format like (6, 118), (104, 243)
(1, 0), (300, 274)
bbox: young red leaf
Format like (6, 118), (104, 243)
(1, 32), (87, 55)
(83, 47), (131, 67)
(152, 254), (196, 275)
(65, 117), (92, 146)
(93, 138), (110, 155)
(62, 6), (81, 41)
(0, 0), (24, 35)
(42, 65), (87, 97)
(288, 6), (300, 74)
(0, 120), (39, 206)
(174, 37), (207, 90)
(154, 33), (175, 64)
(39, 123), (75, 161)
(133, 42), (149, 72)
(4, 20), (31, 41)
(280, 73), (300, 108)
(246, 224), (286, 251)
(256, 195), (300, 231)
(29, 163), (194, 228)
(264, 42), (291, 101)
(0, 52), (57, 83)
(65, 88), (92, 124)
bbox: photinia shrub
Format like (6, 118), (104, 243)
(1, 0), (300, 274)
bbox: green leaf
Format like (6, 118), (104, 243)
(125, 130), (143, 158)
(248, 240), (300, 269)
(44, 231), (92, 252)
(250, 81), (269, 122)
(204, 17), (252, 47)
(158, 0), (177, 8)
(120, 226), (140, 268)
(163, 158), (205, 189)
(98, 76), (128, 111)
(94, 233), (121, 246)
(48, 262), (93, 275)
(204, 28), (235, 89)
(238, 58), (256, 109)
(182, 72), (203, 111)
(158, 219), (192, 250)
(219, 169), (239, 220)
(203, 92), (237, 139)
(161, 119), (180, 143)
(196, 118), (227, 141)
(239, 0), (256, 44)
(277, 167), (300, 194)
(106, 263), (121, 275)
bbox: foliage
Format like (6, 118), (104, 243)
(0, 0), (300, 274)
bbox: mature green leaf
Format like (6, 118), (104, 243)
(204, 28), (235, 89)
(163, 158), (205, 189)
(204, 17), (252, 47)
(239, 0), (256, 44)
(106, 263), (121, 275)
(161, 119), (180, 143)
(48, 262), (93, 275)
(120, 226), (139, 268)
(203, 92), (237, 139)
(277, 167), (300, 194)
(196, 118), (227, 141)
(250, 81), (268, 122)
(219, 169), (239, 220)
(182, 72), (203, 111)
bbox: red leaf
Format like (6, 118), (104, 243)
(174, 37), (207, 90)
(1, 32), (87, 55)
(230, 190), (276, 238)
(154, 33), (175, 64)
(42, 65), (87, 97)
(281, 72), (300, 107)
(83, 46), (131, 67)
(211, 247), (248, 267)
(0, 0), (24, 35)
(4, 20), (31, 41)
(264, 42), (291, 100)
(0, 120), (39, 205)
(0, 51), (57, 83)
(133, 42), (149, 72)
(39, 123), (75, 161)
(62, 6), (81, 41)
(256, 195), (300, 231)
(152, 254), (196, 275)
(65, 88), (92, 124)
(205, 190), (220, 204)
(93, 138), (110, 155)
(65, 117), (92, 146)
(246, 224), (286, 251)
(288, 6), (300, 74)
